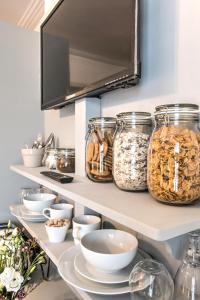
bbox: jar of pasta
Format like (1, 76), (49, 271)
(113, 112), (152, 191)
(86, 117), (116, 182)
(148, 104), (200, 205)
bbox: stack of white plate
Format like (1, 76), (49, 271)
(10, 204), (47, 222)
(58, 246), (150, 296)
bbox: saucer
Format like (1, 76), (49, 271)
(10, 205), (46, 223)
(58, 246), (131, 295)
(20, 205), (43, 216)
(74, 248), (150, 284)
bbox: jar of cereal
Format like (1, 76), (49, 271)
(148, 104), (200, 205)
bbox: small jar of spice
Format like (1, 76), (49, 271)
(86, 117), (116, 182)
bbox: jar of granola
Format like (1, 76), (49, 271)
(86, 117), (116, 182)
(113, 112), (152, 191)
(148, 104), (200, 205)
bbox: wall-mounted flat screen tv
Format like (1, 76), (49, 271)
(41, 0), (140, 110)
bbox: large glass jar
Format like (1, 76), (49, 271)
(113, 112), (152, 191)
(148, 104), (200, 205)
(86, 117), (116, 182)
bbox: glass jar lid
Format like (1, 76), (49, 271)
(57, 148), (75, 157)
(155, 103), (199, 114)
(46, 148), (58, 155)
(154, 103), (199, 121)
(116, 111), (152, 125)
(89, 117), (116, 127)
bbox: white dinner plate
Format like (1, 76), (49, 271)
(58, 246), (131, 295)
(74, 248), (150, 284)
(10, 205), (46, 223)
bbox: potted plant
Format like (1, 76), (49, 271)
(0, 222), (45, 299)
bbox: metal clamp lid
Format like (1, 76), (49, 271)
(88, 117), (116, 126)
(154, 103), (200, 115)
(116, 111), (152, 126)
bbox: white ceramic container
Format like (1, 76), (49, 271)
(45, 223), (69, 243)
(23, 193), (56, 212)
(80, 229), (138, 273)
(21, 148), (44, 167)
(43, 203), (73, 220)
(72, 215), (101, 245)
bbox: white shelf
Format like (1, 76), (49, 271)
(11, 211), (130, 300)
(11, 165), (200, 241)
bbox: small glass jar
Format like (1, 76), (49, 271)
(148, 103), (200, 205)
(113, 112), (152, 191)
(42, 148), (58, 169)
(56, 148), (75, 173)
(86, 117), (116, 182)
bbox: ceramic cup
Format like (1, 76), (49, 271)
(72, 215), (101, 245)
(43, 203), (73, 220)
(45, 223), (69, 243)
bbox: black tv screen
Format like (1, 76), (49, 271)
(41, 0), (140, 110)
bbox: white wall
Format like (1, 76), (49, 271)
(44, 104), (75, 147)
(0, 22), (43, 222)
(177, 0), (200, 100)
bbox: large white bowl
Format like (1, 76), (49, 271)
(23, 193), (56, 212)
(80, 229), (138, 273)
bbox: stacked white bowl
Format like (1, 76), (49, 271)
(23, 193), (56, 213)
(80, 229), (138, 273)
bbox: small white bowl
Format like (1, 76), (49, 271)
(21, 148), (44, 168)
(80, 229), (138, 273)
(23, 193), (56, 212)
(45, 223), (69, 243)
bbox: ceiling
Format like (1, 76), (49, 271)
(0, 0), (44, 29)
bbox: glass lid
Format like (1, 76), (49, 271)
(57, 148), (75, 156)
(155, 103), (199, 115)
(89, 117), (116, 127)
(116, 111), (152, 124)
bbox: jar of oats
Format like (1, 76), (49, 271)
(148, 104), (200, 205)
(113, 112), (152, 191)
(86, 117), (116, 182)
